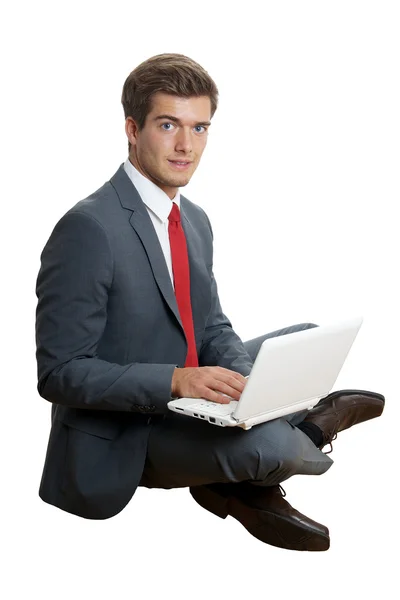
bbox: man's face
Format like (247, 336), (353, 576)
(126, 92), (212, 199)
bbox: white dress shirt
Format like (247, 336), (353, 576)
(124, 157), (180, 286)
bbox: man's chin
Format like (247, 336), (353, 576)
(162, 174), (191, 188)
(176, 178), (190, 187)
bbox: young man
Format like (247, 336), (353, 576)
(36, 53), (384, 551)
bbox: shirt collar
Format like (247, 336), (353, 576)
(124, 158), (180, 222)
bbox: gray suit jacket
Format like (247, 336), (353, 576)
(36, 164), (253, 519)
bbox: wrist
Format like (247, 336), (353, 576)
(171, 367), (180, 397)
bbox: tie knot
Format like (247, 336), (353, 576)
(168, 202), (181, 223)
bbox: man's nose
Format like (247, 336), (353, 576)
(175, 128), (193, 153)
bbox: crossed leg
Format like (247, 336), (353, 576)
(139, 322), (333, 490)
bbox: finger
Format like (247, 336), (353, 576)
(205, 379), (242, 402)
(212, 376), (246, 399)
(201, 386), (232, 404)
(213, 393), (234, 405)
(215, 367), (248, 385)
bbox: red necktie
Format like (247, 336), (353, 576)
(168, 202), (199, 367)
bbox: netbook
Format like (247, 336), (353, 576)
(167, 316), (363, 430)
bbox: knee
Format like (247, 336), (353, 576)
(277, 440), (304, 474)
(252, 421), (304, 479)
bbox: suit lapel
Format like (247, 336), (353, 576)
(109, 164), (183, 330)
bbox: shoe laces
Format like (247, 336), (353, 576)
(323, 431), (338, 455)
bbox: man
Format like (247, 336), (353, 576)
(36, 53), (384, 551)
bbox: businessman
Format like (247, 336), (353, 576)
(36, 53), (384, 551)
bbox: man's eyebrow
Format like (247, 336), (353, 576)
(154, 115), (211, 127)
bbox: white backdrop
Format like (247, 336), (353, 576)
(2, 1), (399, 598)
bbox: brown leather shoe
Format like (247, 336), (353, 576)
(189, 482), (330, 551)
(304, 389), (385, 453)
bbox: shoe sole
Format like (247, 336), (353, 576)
(190, 485), (330, 552)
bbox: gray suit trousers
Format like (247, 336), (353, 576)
(139, 323), (333, 489)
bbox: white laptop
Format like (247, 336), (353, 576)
(167, 316), (363, 430)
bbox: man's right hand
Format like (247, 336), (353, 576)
(171, 366), (248, 404)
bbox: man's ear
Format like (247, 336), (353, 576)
(125, 117), (139, 147)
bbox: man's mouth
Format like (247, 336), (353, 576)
(168, 160), (192, 170)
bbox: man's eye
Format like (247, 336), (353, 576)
(161, 123), (207, 133)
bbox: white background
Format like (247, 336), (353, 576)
(2, 1), (399, 598)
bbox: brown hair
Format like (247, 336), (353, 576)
(121, 53), (219, 152)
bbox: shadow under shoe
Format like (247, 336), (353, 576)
(189, 482), (330, 552)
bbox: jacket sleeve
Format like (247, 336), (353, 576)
(198, 214), (253, 376)
(35, 210), (176, 414)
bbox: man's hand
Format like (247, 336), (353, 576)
(171, 366), (248, 404)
